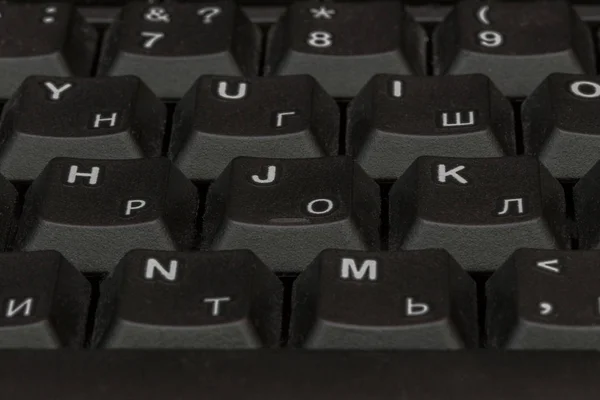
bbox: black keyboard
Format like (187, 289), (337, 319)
(2, 0), (600, 398)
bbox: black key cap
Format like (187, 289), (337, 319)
(201, 156), (380, 273)
(264, 1), (426, 98)
(98, 1), (260, 99)
(170, 75), (339, 182)
(487, 249), (600, 349)
(347, 74), (515, 180)
(0, 75), (166, 183)
(574, 161), (600, 249)
(389, 156), (569, 272)
(433, 0), (595, 98)
(14, 158), (199, 273)
(93, 250), (282, 348)
(0, 251), (90, 348)
(0, 2), (97, 99)
(290, 249), (477, 349)
(523, 74), (600, 180)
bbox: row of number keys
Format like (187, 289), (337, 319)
(0, 1), (592, 99)
(99, 0), (593, 99)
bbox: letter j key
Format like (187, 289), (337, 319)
(201, 157), (381, 273)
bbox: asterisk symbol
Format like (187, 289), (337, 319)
(310, 6), (335, 19)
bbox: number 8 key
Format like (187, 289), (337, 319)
(265, 1), (427, 99)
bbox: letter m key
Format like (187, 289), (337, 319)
(340, 258), (378, 281)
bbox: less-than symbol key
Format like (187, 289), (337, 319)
(536, 259), (561, 274)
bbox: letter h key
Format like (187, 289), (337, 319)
(389, 156), (570, 272)
(14, 158), (200, 273)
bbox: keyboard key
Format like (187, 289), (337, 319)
(522, 74), (600, 180)
(574, 161), (600, 249)
(264, 1), (426, 98)
(433, 0), (595, 98)
(93, 250), (282, 348)
(201, 156), (380, 273)
(98, 1), (260, 99)
(14, 158), (199, 273)
(170, 75), (339, 182)
(0, 251), (90, 348)
(290, 249), (477, 349)
(0, 76), (166, 183)
(347, 74), (515, 180)
(389, 156), (570, 272)
(0, 3), (97, 99)
(488, 249), (600, 349)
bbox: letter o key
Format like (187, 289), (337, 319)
(305, 198), (336, 216)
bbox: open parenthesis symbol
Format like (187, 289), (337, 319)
(477, 5), (490, 25)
